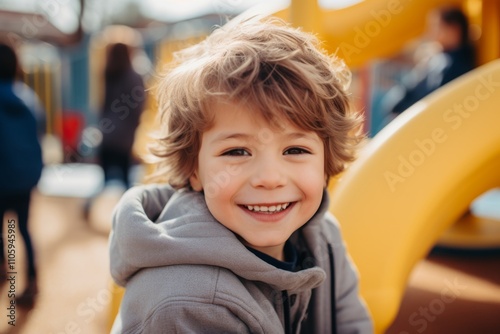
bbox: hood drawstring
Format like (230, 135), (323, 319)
(282, 290), (292, 334)
(328, 243), (337, 334)
(290, 243), (337, 334)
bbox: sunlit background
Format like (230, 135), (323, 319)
(0, 0), (499, 333)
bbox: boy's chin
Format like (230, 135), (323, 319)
(239, 236), (288, 253)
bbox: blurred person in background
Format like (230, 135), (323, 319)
(383, 5), (476, 118)
(83, 42), (145, 221)
(14, 79), (46, 138)
(0, 41), (43, 307)
(98, 42), (145, 189)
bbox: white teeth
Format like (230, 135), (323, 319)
(245, 203), (290, 213)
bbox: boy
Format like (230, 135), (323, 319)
(109, 16), (373, 333)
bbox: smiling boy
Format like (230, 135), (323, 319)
(109, 16), (372, 334)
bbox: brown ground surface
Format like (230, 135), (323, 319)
(0, 190), (499, 334)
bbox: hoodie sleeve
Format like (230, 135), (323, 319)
(144, 303), (252, 334)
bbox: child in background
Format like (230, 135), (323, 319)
(385, 5), (475, 116)
(109, 16), (373, 333)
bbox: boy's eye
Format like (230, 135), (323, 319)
(222, 148), (250, 156)
(284, 147), (310, 155)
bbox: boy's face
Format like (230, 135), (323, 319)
(190, 99), (325, 260)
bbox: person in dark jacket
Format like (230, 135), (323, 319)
(98, 42), (145, 189)
(0, 42), (43, 307)
(385, 6), (476, 115)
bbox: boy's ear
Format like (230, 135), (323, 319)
(189, 171), (203, 192)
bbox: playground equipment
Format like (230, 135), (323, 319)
(285, 0), (499, 67)
(329, 59), (500, 333)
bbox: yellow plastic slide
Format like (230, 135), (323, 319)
(329, 59), (500, 333)
(281, 0), (464, 68)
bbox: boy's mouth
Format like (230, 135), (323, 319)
(242, 202), (292, 214)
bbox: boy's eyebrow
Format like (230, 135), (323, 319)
(210, 131), (321, 144)
(284, 132), (322, 143)
(209, 132), (253, 144)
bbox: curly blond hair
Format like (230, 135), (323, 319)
(149, 16), (364, 188)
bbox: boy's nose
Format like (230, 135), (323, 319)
(249, 158), (287, 189)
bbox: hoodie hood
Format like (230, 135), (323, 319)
(109, 184), (327, 292)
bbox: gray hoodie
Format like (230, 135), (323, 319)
(109, 184), (373, 334)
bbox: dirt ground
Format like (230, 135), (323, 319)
(0, 189), (499, 334)
(0, 190), (114, 334)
